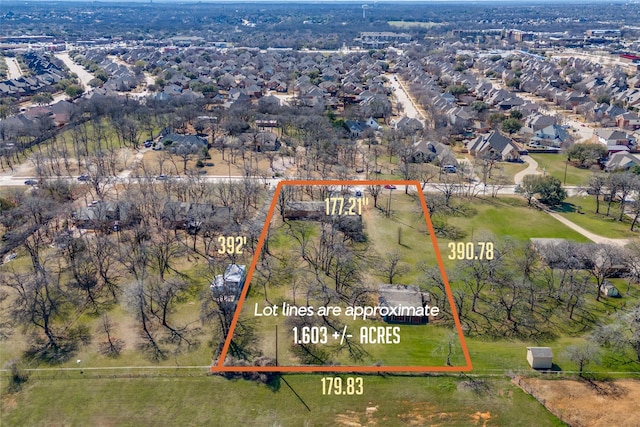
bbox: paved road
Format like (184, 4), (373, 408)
(514, 155), (540, 185)
(1, 170), (628, 246)
(55, 53), (95, 93)
(5, 57), (23, 80)
(387, 74), (427, 126)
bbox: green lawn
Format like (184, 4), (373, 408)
(553, 196), (638, 240)
(447, 196), (590, 243)
(1, 375), (566, 426)
(529, 153), (593, 186)
(496, 161), (528, 184)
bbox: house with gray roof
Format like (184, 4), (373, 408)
(378, 284), (432, 324)
(466, 130), (520, 161)
(605, 152), (640, 171)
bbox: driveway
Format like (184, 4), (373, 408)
(514, 155), (540, 185)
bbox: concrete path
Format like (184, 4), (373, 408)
(514, 155), (540, 185)
(545, 210), (630, 246)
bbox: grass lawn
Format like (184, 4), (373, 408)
(529, 153), (593, 186)
(1, 375), (566, 426)
(447, 196), (590, 243)
(497, 161), (528, 184)
(553, 196), (638, 240)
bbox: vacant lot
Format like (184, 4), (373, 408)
(516, 377), (640, 427)
(1, 375), (565, 426)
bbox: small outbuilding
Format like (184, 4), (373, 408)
(526, 347), (553, 370)
(600, 282), (620, 297)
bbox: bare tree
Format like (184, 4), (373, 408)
(98, 314), (125, 357)
(376, 251), (410, 284)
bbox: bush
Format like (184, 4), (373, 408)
(5, 360), (29, 393)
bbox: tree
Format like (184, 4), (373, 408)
(587, 173), (607, 214)
(171, 142), (202, 173)
(536, 176), (567, 206)
(64, 85), (83, 98)
(609, 172), (639, 221)
(564, 342), (601, 377)
(446, 84), (469, 96)
(580, 243), (624, 301)
(488, 113), (506, 126)
(367, 185), (382, 208)
(515, 174), (539, 205)
(506, 77), (521, 90)
(501, 117), (522, 134)
(471, 101), (489, 115)
(509, 110), (523, 120)
(566, 143), (607, 168)
(31, 93), (53, 105)
(593, 301), (640, 362)
(376, 251), (410, 284)
(516, 175), (566, 206)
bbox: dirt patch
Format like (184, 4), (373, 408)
(471, 411), (491, 426)
(514, 377), (640, 427)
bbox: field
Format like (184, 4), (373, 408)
(553, 196), (638, 240)
(529, 153), (593, 187)
(446, 196), (589, 242)
(1, 374), (566, 427)
(2, 185), (638, 426)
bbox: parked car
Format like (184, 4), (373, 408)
(144, 140), (153, 148)
(355, 190), (363, 197)
(442, 165), (457, 173)
(77, 174), (90, 181)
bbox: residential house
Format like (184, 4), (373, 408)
(616, 112), (640, 130)
(466, 130), (521, 161)
(240, 131), (281, 152)
(210, 264), (246, 302)
(74, 201), (139, 231)
(161, 202), (232, 231)
(605, 152), (640, 171)
(523, 113), (556, 133)
(159, 133), (208, 147)
(410, 140), (456, 165)
(592, 128), (637, 153)
(531, 125), (570, 147)
(345, 117), (379, 138)
(378, 284), (432, 324)
(283, 201), (364, 241)
(395, 116), (424, 133)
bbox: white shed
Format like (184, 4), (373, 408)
(527, 347), (553, 369)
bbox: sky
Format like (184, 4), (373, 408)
(12, 0), (625, 3)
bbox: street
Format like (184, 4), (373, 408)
(55, 52), (96, 93)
